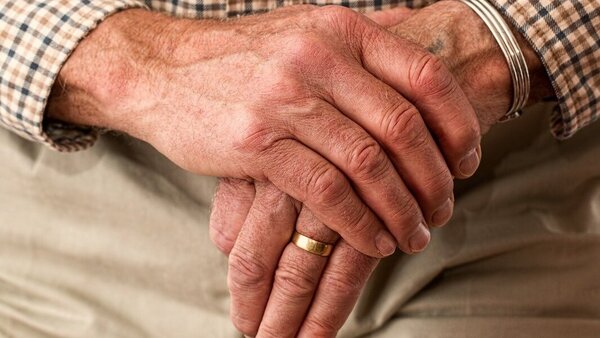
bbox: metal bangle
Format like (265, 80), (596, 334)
(460, 0), (530, 122)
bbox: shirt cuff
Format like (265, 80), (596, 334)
(488, 0), (600, 139)
(0, 0), (148, 152)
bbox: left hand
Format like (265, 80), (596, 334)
(211, 2), (554, 337)
(211, 179), (378, 337)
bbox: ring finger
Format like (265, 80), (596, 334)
(257, 206), (339, 338)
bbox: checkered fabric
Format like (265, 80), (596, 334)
(0, 0), (598, 151)
(489, 0), (600, 139)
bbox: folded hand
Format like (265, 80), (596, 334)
(209, 1), (552, 337)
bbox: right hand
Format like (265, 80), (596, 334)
(48, 5), (481, 257)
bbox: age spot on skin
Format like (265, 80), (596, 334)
(427, 38), (445, 55)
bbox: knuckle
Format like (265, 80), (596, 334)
(273, 263), (318, 301)
(454, 118), (482, 151)
(303, 317), (339, 337)
(231, 311), (259, 337)
(323, 276), (361, 297)
(424, 168), (454, 198)
(228, 247), (270, 292)
(209, 226), (235, 255)
(317, 5), (360, 25)
(409, 52), (455, 98)
(436, 107), (481, 155)
(342, 206), (372, 238)
(437, 121), (481, 168)
(256, 184), (290, 212)
(381, 100), (419, 143)
(307, 163), (348, 207)
(416, 169), (454, 213)
(316, 5), (366, 47)
(347, 138), (388, 182)
(264, 64), (310, 98)
(236, 114), (285, 155)
(282, 33), (336, 71)
(388, 193), (422, 227)
(284, 33), (321, 60)
(257, 323), (284, 338)
(321, 267), (363, 297)
(388, 107), (429, 152)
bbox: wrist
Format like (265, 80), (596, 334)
(46, 9), (206, 141)
(454, 0), (553, 108)
(449, 0), (554, 123)
(389, 0), (554, 132)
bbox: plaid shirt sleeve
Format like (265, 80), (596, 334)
(0, 0), (147, 151)
(489, 0), (600, 139)
(1, 1), (598, 151)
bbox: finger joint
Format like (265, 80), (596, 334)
(228, 246), (271, 293)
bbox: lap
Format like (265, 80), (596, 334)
(0, 131), (231, 337)
(0, 104), (598, 337)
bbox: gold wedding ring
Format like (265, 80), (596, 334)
(291, 231), (333, 257)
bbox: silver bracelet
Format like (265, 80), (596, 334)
(460, 0), (530, 122)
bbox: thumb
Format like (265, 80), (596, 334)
(366, 7), (415, 27)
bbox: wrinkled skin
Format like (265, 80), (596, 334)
(48, 4), (482, 260)
(210, 2), (553, 338)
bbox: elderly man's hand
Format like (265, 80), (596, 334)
(48, 5), (481, 258)
(210, 2), (554, 337)
(212, 179), (378, 337)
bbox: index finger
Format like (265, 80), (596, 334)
(227, 184), (297, 336)
(209, 178), (255, 256)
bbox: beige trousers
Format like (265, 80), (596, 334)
(1, 103), (599, 337)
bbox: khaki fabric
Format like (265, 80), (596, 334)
(0, 103), (599, 337)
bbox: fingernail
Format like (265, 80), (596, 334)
(459, 148), (480, 177)
(408, 222), (430, 253)
(376, 231), (397, 257)
(432, 198), (453, 227)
